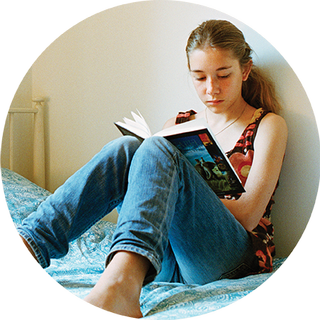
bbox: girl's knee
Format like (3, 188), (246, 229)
(143, 136), (170, 147)
(102, 136), (141, 155)
(118, 136), (142, 151)
(139, 136), (176, 158)
(88, 136), (141, 170)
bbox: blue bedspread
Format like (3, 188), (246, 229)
(1, 168), (285, 319)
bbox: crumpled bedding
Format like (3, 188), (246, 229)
(1, 168), (285, 319)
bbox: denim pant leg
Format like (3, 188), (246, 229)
(108, 136), (256, 285)
(17, 136), (141, 268)
(165, 167), (257, 284)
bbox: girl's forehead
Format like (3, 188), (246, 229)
(189, 48), (239, 71)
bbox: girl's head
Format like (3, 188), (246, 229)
(186, 20), (281, 113)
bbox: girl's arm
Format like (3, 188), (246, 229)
(221, 113), (288, 231)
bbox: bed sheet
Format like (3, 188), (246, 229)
(2, 168), (286, 319)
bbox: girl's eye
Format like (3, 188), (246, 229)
(195, 77), (206, 81)
(218, 74), (231, 79)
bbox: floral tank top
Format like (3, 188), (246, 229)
(175, 108), (275, 274)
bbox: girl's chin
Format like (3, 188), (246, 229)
(205, 104), (227, 113)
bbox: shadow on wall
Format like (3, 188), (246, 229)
(3, 0), (319, 260)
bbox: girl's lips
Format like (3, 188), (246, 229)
(207, 100), (224, 105)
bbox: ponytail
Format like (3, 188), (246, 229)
(243, 66), (281, 114)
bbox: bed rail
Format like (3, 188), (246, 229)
(8, 98), (46, 188)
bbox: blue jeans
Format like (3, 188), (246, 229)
(18, 136), (257, 285)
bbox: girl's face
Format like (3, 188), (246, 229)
(189, 47), (251, 113)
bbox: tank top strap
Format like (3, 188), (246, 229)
(175, 110), (197, 124)
(227, 108), (270, 157)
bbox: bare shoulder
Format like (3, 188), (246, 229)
(255, 112), (288, 148)
(162, 116), (176, 129)
(259, 112), (288, 136)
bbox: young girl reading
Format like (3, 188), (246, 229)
(18, 20), (287, 318)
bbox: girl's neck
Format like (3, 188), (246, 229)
(205, 99), (248, 135)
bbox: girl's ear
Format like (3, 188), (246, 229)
(242, 60), (253, 81)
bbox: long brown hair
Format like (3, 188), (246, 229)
(186, 20), (281, 114)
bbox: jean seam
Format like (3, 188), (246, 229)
(153, 156), (178, 255)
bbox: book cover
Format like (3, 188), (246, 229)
(164, 130), (245, 196)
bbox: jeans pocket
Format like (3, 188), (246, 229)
(219, 262), (256, 280)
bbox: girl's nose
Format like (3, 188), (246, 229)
(206, 78), (220, 96)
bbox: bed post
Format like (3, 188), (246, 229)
(32, 98), (46, 189)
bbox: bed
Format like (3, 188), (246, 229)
(1, 101), (286, 319)
(0, 102), (285, 319)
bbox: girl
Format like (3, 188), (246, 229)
(18, 20), (287, 318)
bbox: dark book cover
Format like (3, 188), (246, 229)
(165, 129), (245, 196)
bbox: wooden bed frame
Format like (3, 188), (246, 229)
(7, 98), (46, 189)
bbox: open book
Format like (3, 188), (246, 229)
(115, 110), (245, 196)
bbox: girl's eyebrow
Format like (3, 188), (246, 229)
(216, 66), (232, 71)
(190, 66), (232, 73)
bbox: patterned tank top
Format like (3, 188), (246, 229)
(175, 108), (275, 274)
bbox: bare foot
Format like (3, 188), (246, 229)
(84, 279), (143, 318)
(84, 251), (150, 318)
